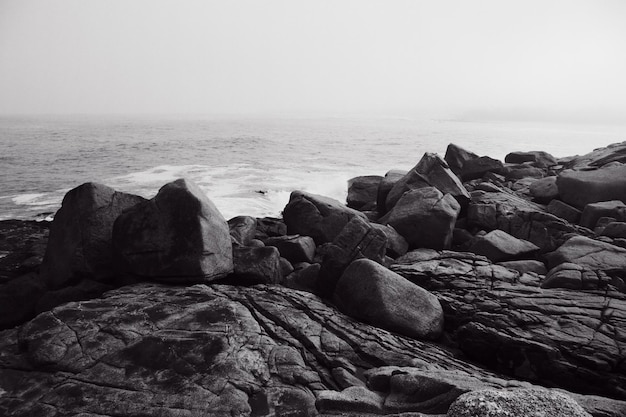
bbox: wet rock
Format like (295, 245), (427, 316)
(580, 200), (626, 229)
(228, 215), (257, 246)
(283, 191), (367, 244)
(264, 235), (316, 264)
(0, 220), (49, 283)
(112, 179), (233, 283)
(385, 153), (469, 211)
(529, 176), (559, 203)
(41, 182), (145, 289)
(557, 165), (626, 209)
(380, 187), (460, 250)
(505, 151), (558, 168)
(347, 175), (382, 211)
(448, 388), (591, 417)
(334, 258), (444, 341)
(468, 230), (539, 262)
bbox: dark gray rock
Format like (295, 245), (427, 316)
(264, 234), (316, 264)
(41, 182), (145, 289)
(557, 165), (626, 209)
(529, 176), (559, 203)
(505, 151), (558, 168)
(380, 187), (460, 250)
(468, 230), (539, 262)
(580, 200), (626, 229)
(228, 215), (257, 246)
(444, 143), (479, 176)
(385, 152), (469, 211)
(376, 169), (407, 215)
(334, 258), (444, 340)
(547, 199), (582, 224)
(112, 178), (233, 282)
(231, 246), (283, 285)
(347, 175), (382, 211)
(283, 191), (367, 245)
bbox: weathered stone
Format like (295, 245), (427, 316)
(385, 153), (469, 211)
(557, 165), (626, 209)
(316, 386), (384, 413)
(563, 140), (626, 169)
(376, 169), (407, 215)
(546, 235), (626, 271)
(580, 200), (626, 229)
(254, 217), (287, 240)
(334, 259), (444, 340)
(264, 234), (316, 264)
(448, 388), (591, 417)
(444, 143), (479, 176)
(467, 203), (498, 230)
(112, 179), (233, 282)
(504, 165), (545, 180)
(231, 246), (282, 285)
(601, 221), (626, 239)
(370, 223), (409, 258)
(228, 215), (257, 246)
(459, 156), (504, 181)
(381, 187), (460, 250)
(318, 216), (387, 296)
(0, 273), (46, 330)
(529, 176), (559, 203)
(497, 260), (546, 275)
(391, 250), (626, 400)
(0, 220), (49, 283)
(505, 151), (558, 168)
(347, 175), (382, 210)
(547, 199), (581, 224)
(468, 230), (539, 262)
(283, 262), (320, 294)
(41, 182), (145, 288)
(283, 191), (366, 244)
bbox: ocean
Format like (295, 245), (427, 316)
(1, 114), (625, 221)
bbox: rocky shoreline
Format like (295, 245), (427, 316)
(1, 142), (626, 416)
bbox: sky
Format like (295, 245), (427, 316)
(1, 0), (625, 121)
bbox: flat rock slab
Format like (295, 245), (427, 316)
(2, 283), (621, 416)
(557, 165), (626, 209)
(547, 235), (626, 271)
(391, 250), (626, 400)
(468, 229), (539, 262)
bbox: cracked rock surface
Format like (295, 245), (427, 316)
(1, 283), (625, 416)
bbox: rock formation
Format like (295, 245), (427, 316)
(4, 141), (626, 416)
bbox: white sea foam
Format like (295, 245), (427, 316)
(11, 193), (47, 205)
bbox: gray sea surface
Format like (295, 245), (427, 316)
(1, 114), (624, 220)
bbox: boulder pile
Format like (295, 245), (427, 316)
(2, 141), (626, 416)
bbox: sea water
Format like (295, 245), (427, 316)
(1, 114), (625, 221)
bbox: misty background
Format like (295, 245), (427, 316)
(1, 0), (625, 123)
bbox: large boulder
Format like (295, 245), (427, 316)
(557, 165), (626, 209)
(112, 178), (233, 282)
(334, 258), (444, 340)
(468, 230), (539, 262)
(505, 151), (558, 168)
(376, 169), (407, 215)
(318, 216), (387, 295)
(380, 187), (460, 250)
(459, 156), (505, 181)
(283, 191), (367, 244)
(444, 143), (479, 175)
(264, 234), (316, 264)
(346, 175), (382, 210)
(228, 215), (257, 246)
(448, 388), (591, 417)
(529, 176), (559, 203)
(546, 235), (626, 271)
(563, 140), (626, 169)
(547, 199), (581, 224)
(580, 200), (626, 229)
(385, 153), (470, 211)
(41, 182), (145, 289)
(231, 246), (283, 285)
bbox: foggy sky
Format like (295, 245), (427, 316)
(1, 0), (625, 121)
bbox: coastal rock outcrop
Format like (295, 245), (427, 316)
(347, 175), (382, 211)
(385, 152), (470, 211)
(505, 150), (558, 168)
(334, 258), (444, 340)
(283, 191), (367, 244)
(557, 165), (626, 209)
(40, 182), (145, 289)
(391, 250), (626, 400)
(380, 186), (460, 250)
(467, 229), (539, 262)
(112, 178), (233, 282)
